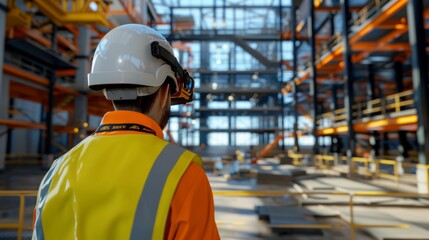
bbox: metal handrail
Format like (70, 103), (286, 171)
(351, 0), (392, 27)
(0, 191), (37, 240)
(317, 90), (414, 126)
(294, 154), (429, 185)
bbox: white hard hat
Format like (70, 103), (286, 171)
(88, 24), (194, 105)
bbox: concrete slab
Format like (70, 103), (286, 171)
(299, 179), (336, 191)
(257, 172), (292, 185)
(253, 164), (308, 186)
(305, 205), (341, 217)
(340, 208), (429, 240)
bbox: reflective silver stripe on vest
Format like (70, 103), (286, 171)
(130, 143), (186, 240)
(33, 156), (64, 240)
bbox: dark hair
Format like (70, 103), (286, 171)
(112, 77), (175, 113)
(112, 90), (160, 113)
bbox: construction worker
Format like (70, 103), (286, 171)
(32, 24), (220, 240)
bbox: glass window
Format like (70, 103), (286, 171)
(208, 116), (229, 129)
(168, 117), (179, 131)
(235, 101), (252, 109)
(208, 132), (229, 145)
(236, 116), (251, 129)
(208, 101), (229, 109)
(236, 132), (258, 146)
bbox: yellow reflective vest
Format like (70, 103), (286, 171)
(33, 134), (202, 240)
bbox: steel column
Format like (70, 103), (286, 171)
(199, 42), (210, 147)
(341, 0), (355, 176)
(279, 2), (285, 150)
(329, 12), (335, 36)
(367, 64), (376, 101)
(394, 61), (404, 93)
(142, 0), (148, 25)
(330, 85), (340, 155)
(44, 24), (58, 156)
(169, 8), (174, 43)
(367, 64), (379, 157)
(407, 0), (429, 193)
(0, 0), (7, 170)
(73, 26), (90, 146)
(292, 0), (299, 153)
(394, 61), (408, 158)
(309, 0), (318, 154)
(331, 84), (338, 113)
(0, 77), (8, 171)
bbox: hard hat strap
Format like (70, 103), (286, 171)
(151, 41), (194, 105)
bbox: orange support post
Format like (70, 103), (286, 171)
(251, 134), (285, 164)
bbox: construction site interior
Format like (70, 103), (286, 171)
(1, 0), (429, 239)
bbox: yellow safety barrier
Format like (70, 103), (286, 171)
(213, 190), (429, 240)
(287, 152), (311, 166)
(350, 157), (402, 183)
(0, 191), (37, 240)
(351, 157), (374, 177)
(287, 153), (429, 194)
(315, 155), (337, 169)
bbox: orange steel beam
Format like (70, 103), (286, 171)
(349, 0), (407, 45)
(297, 105), (313, 121)
(118, 0), (140, 23)
(14, 27), (51, 48)
(57, 35), (78, 52)
(315, 6), (363, 12)
(318, 114), (417, 135)
(4, 65), (78, 95)
(64, 24), (79, 36)
(353, 27), (409, 63)
(317, 77), (343, 82)
(107, 10), (128, 16)
(425, 8), (429, 18)
(281, 32), (331, 41)
(56, 69), (76, 77)
(88, 25), (107, 39)
(10, 81), (47, 103)
(251, 134), (284, 164)
(0, 119), (46, 130)
(13, 26), (78, 52)
(282, 0), (407, 95)
(375, 18), (407, 29)
(4, 65), (49, 86)
(283, 60), (292, 70)
(352, 42), (410, 51)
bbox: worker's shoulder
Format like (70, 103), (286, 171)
(182, 162), (209, 188)
(160, 140), (199, 156)
(161, 141), (204, 167)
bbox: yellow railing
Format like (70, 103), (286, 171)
(315, 154), (347, 168)
(0, 191), (37, 240)
(213, 189), (429, 240)
(290, 153), (428, 185)
(25, 0), (112, 26)
(351, 0), (391, 27)
(287, 152), (312, 165)
(318, 89), (414, 127)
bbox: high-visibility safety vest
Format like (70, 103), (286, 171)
(33, 127), (203, 239)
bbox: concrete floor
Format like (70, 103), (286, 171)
(1, 164), (429, 239)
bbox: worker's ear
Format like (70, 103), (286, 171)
(159, 84), (171, 109)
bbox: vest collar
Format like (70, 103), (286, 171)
(99, 111), (164, 139)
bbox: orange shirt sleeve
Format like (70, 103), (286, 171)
(165, 162), (220, 240)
